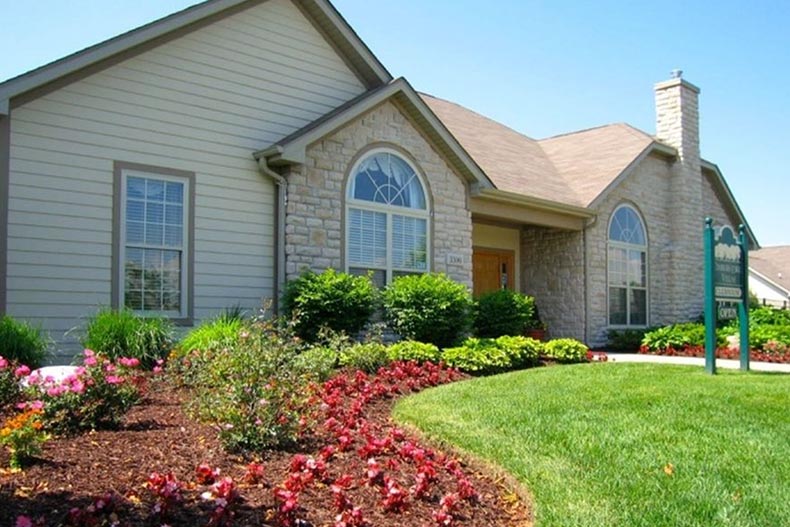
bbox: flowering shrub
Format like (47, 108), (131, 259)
(22, 349), (143, 434)
(145, 471), (184, 520)
(0, 355), (22, 407)
(0, 408), (49, 469)
(200, 475), (239, 527)
(66, 492), (125, 526)
(188, 324), (318, 452)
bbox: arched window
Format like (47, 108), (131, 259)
(608, 205), (648, 326)
(346, 149), (430, 286)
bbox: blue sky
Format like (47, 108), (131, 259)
(2, 0), (788, 246)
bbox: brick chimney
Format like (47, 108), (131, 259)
(654, 70), (704, 321)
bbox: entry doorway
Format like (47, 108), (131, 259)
(472, 248), (515, 297)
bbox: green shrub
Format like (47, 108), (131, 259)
(293, 346), (338, 381)
(442, 336), (542, 374)
(338, 342), (391, 374)
(495, 335), (542, 368)
(0, 356), (21, 407)
(606, 328), (654, 352)
(188, 325), (316, 452)
(749, 324), (790, 350)
(641, 323), (707, 351)
(382, 273), (473, 348)
(82, 309), (173, 369)
(443, 338), (510, 374)
(282, 269), (377, 342)
(25, 349), (143, 434)
(543, 338), (589, 363)
(179, 317), (246, 356)
(0, 316), (49, 368)
(474, 290), (536, 338)
(387, 341), (441, 363)
(749, 306), (790, 326)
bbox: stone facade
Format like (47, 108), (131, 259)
(521, 227), (585, 341)
(655, 78), (705, 322)
(284, 101), (473, 287)
(585, 154), (675, 346)
(583, 156), (742, 347)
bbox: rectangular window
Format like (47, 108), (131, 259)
(347, 207), (428, 285)
(113, 162), (193, 322)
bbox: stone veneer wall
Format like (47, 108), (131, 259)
(521, 227), (585, 341)
(584, 157), (742, 347)
(702, 171), (739, 230)
(283, 101), (473, 287)
(655, 79), (704, 322)
(585, 155), (675, 346)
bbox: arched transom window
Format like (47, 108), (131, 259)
(346, 150), (430, 286)
(608, 205), (648, 326)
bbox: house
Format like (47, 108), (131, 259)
(0, 0), (756, 359)
(749, 246), (790, 308)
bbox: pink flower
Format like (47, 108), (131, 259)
(70, 380), (85, 394)
(29, 400), (44, 410)
(14, 365), (31, 377)
(119, 357), (140, 368)
(84, 356), (98, 367)
(47, 385), (66, 397)
(75, 367), (86, 376)
(104, 363), (116, 373)
(105, 375), (123, 385)
(0, 356), (8, 369)
(84, 349), (95, 357)
(16, 515), (33, 527)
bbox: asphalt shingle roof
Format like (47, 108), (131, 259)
(421, 93), (659, 207)
(750, 246), (790, 294)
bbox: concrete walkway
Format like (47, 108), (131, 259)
(608, 353), (790, 373)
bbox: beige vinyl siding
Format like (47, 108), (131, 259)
(6, 0), (366, 358)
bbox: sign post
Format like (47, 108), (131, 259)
(738, 225), (750, 371)
(703, 219), (717, 374)
(704, 218), (750, 374)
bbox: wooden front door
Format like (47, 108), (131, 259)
(472, 248), (515, 297)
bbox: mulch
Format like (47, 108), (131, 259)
(0, 378), (533, 527)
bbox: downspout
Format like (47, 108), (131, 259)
(256, 156), (287, 313)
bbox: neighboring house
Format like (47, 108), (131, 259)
(749, 246), (790, 308)
(0, 0), (756, 359)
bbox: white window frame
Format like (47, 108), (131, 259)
(607, 204), (649, 328)
(118, 168), (190, 319)
(345, 147), (431, 285)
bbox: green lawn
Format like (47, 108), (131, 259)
(393, 363), (790, 527)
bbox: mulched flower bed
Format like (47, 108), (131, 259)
(0, 367), (532, 527)
(638, 345), (790, 363)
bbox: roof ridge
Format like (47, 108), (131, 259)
(539, 122), (634, 142)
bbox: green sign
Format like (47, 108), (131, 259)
(717, 302), (737, 320)
(714, 226), (743, 301)
(704, 219), (750, 374)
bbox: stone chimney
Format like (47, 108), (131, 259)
(654, 70), (704, 320)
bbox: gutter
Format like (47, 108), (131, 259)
(472, 187), (595, 219)
(255, 155), (287, 313)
